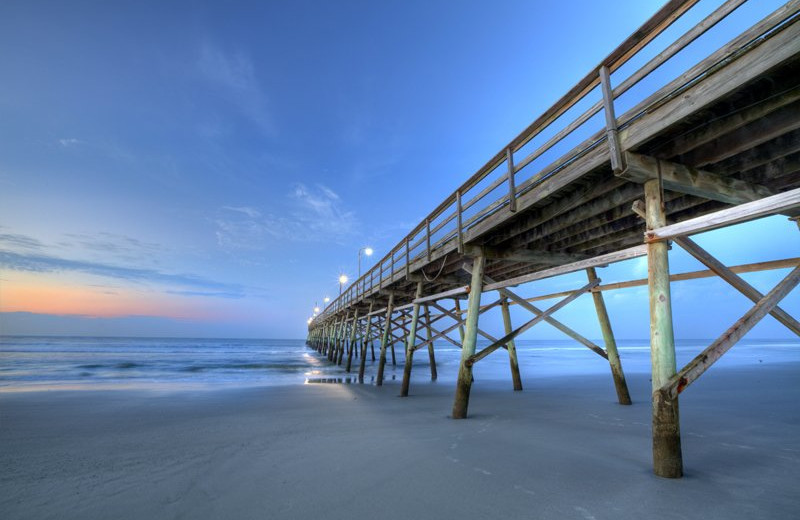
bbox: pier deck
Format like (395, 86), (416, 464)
(306, 0), (800, 477)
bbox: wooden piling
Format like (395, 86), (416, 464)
(500, 298), (523, 391)
(586, 267), (631, 405)
(359, 303), (374, 382)
(401, 282), (424, 397)
(645, 179), (683, 478)
(376, 294), (395, 386)
(452, 254), (485, 419)
(425, 304), (438, 380)
(336, 315), (348, 365)
(454, 299), (466, 343)
(345, 309), (360, 373)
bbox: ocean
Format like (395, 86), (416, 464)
(1, 336), (798, 392)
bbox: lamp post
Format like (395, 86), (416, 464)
(358, 247), (373, 278)
(338, 274), (348, 295)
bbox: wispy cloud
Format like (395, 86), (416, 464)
(214, 184), (358, 249)
(0, 250), (245, 297)
(222, 206), (261, 219)
(58, 138), (80, 147)
(0, 233), (44, 250)
(197, 41), (273, 135)
(62, 232), (163, 258)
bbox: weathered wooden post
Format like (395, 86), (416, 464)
(454, 298), (466, 342)
(500, 297), (523, 391)
(400, 281), (424, 397)
(390, 318), (398, 366)
(645, 179), (683, 478)
(324, 321), (333, 355)
(359, 303), (374, 382)
(337, 314), (348, 365)
(424, 304), (438, 380)
(376, 294), (395, 386)
(327, 316), (338, 361)
(586, 267), (631, 405)
(345, 309), (360, 373)
(452, 253), (485, 419)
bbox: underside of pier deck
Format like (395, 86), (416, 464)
(307, 0), (800, 478)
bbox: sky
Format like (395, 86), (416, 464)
(0, 0), (797, 340)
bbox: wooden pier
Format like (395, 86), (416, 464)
(306, 0), (800, 478)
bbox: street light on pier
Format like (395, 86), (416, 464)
(358, 247), (373, 278)
(338, 274), (348, 295)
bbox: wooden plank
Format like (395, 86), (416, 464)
(414, 285), (470, 305)
(468, 267), (607, 358)
(482, 245), (648, 291)
(681, 99), (800, 168)
(463, 243), (585, 265)
(660, 265), (800, 400)
(619, 8), (800, 153)
(592, 257), (800, 293)
(467, 279), (599, 366)
(653, 85), (800, 159)
(647, 187), (800, 241)
(675, 237), (800, 336)
(612, 0), (748, 112)
(620, 152), (774, 204)
(496, 284), (607, 359)
(431, 298), (502, 344)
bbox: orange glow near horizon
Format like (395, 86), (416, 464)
(0, 272), (225, 321)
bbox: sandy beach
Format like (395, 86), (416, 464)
(1, 362), (798, 520)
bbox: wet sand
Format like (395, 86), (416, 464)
(1, 363), (798, 519)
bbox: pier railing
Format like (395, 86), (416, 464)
(316, 0), (800, 321)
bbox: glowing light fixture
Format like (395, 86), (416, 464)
(358, 246), (374, 278)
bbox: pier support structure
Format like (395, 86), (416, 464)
(401, 281), (424, 397)
(424, 304), (438, 381)
(452, 253), (486, 419)
(345, 309), (360, 373)
(587, 267), (631, 405)
(376, 293), (395, 386)
(645, 179), (682, 478)
(499, 298), (523, 391)
(358, 303), (374, 382)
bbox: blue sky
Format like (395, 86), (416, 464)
(1, 0), (797, 339)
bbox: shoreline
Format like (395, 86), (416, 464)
(2, 362), (798, 519)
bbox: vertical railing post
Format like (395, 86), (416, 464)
(400, 281), (425, 397)
(599, 65), (624, 173)
(506, 147), (517, 212)
(405, 238), (410, 279)
(426, 218), (432, 260)
(645, 179), (683, 478)
(452, 253), (485, 419)
(376, 294), (395, 386)
(456, 192), (464, 254)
